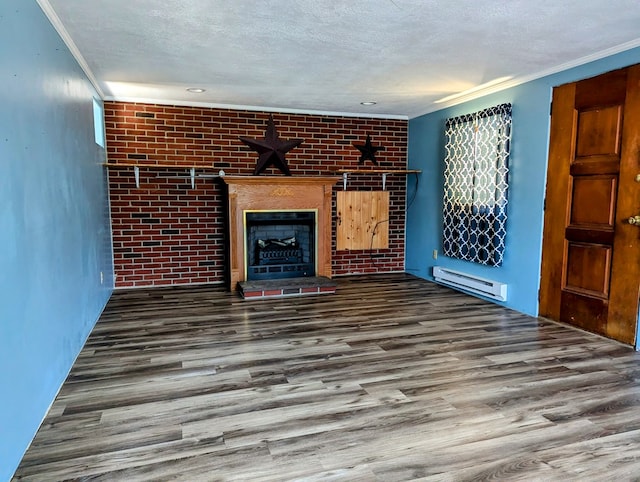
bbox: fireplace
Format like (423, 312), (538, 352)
(245, 210), (316, 280)
(222, 175), (340, 290)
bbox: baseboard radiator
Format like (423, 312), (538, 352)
(433, 266), (507, 301)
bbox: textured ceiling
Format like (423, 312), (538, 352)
(41, 0), (640, 118)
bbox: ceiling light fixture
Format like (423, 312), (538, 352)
(434, 76), (513, 104)
(360, 101), (377, 106)
(187, 88), (206, 93)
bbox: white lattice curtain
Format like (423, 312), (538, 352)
(442, 103), (512, 266)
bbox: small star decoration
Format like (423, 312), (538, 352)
(354, 134), (384, 166)
(353, 134), (384, 166)
(239, 115), (304, 176)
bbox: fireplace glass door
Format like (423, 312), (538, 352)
(245, 210), (316, 280)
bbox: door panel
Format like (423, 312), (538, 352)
(540, 65), (640, 345)
(564, 243), (611, 297)
(570, 176), (616, 225)
(575, 106), (622, 157)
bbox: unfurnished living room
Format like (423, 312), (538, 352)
(3, 1), (640, 480)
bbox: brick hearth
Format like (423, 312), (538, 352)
(237, 276), (337, 300)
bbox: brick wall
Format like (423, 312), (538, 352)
(105, 102), (408, 287)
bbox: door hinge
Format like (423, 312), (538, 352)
(549, 102), (553, 116)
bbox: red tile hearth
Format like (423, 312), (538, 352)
(237, 276), (337, 300)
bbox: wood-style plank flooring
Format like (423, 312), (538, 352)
(13, 274), (640, 481)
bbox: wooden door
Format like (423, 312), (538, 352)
(336, 191), (389, 250)
(539, 65), (640, 345)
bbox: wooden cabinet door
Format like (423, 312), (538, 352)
(539, 65), (640, 344)
(336, 191), (389, 250)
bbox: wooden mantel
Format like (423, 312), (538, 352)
(222, 175), (340, 290)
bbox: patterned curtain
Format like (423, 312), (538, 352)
(442, 103), (512, 266)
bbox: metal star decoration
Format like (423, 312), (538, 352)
(354, 134), (384, 166)
(239, 115), (304, 176)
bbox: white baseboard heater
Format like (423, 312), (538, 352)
(433, 266), (507, 301)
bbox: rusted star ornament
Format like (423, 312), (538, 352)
(354, 134), (384, 166)
(239, 115), (304, 176)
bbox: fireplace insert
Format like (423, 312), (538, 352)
(245, 211), (316, 280)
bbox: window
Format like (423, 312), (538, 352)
(442, 103), (512, 266)
(93, 98), (105, 148)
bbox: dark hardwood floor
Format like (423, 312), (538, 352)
(13, 274), (640, 481)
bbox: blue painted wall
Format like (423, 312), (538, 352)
(0, 2), (113, 479)
(407, 47), (640, 317)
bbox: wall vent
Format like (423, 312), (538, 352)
(433, 266), (507, 301)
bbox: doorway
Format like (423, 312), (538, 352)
(539, 64), (640, 346)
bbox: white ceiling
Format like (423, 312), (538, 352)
(40, 0), (640, 119)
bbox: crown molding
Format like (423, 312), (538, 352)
(102, 95), (409, 120)
(413, 38), (640, 117)
(37, 0), (105, 99)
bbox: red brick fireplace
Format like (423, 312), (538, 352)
(222, 175), (340, 290)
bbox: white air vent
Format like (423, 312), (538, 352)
(433, 266), (507, 301)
